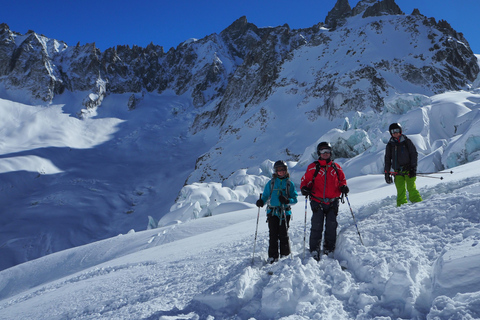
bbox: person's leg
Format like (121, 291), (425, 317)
(309, 201), (325, 258)
(323, 203), (338, 253)
(268, 215), (280, 260)
(406, 176), (422, 203)
(395, 175), (408, 206)
(279, 215), (291, 257)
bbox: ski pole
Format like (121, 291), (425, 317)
(389, 171), (403, 176)
(416, 170), (453, 180)
(416, 174), (444, 180)
(279, 191), (292, 259)
(303, 196), (308, 259)
(390, 171), (443, 180)
(419, 170), (453, 175)
(345, 195), (364, 246)
(281, 205), (292, 259)
(252, 193), (262, 265)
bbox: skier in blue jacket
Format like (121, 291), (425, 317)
(256, 160), (298, 263)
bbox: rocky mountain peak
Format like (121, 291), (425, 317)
(222, 16), (250, 35)
(411, 8), (422, 16)
(351, 0), (378, 16)
(0, 22), (10, 33)
(325, 0), (352, 29)
(0, 0), (477, 127)
(327, 0), (404, 29)
(361, 0), (404, 18)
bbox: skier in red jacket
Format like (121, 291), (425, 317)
(300, 142), (349, 260)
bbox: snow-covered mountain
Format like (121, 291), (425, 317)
(1, 0), (480, 275)
(1, 0), (477, 182)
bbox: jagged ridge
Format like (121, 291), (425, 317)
(0, 0), (477, 118)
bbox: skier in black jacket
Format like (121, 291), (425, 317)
(384, 123), (422, 206)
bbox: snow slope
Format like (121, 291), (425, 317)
(1, 159), (479, 319)
(0, 91), (213, 270)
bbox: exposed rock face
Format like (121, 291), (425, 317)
(325, 0), (352, 29)
(203, 19), (309, 129)
(361, 0), (404, 18)
(0, 27), (66, 102)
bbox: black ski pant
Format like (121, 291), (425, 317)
(309, 200), (338, 253)
(268, 214), (291, 259)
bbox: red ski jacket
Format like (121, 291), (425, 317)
(300, 159), (347, 203)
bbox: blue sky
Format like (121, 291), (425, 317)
(2, 0), (479, 54)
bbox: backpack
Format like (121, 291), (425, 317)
(269, 177), (291, 199)
(267, 177), (292, 213)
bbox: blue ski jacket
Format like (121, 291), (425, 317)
(260, 176), (298, 218)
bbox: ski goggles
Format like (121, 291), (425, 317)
(319, 148), (331, 154)
(390, 128), (401, 134)
(276, 168), (287, 172)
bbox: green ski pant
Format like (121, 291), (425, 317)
(394, 174), (422, 207)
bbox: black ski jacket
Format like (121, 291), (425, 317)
(384, 135), (418, 173)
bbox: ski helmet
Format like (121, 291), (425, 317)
(317, 141), (332, 156)
(273, 160), (288, 172)
(389, 123), (402, 135)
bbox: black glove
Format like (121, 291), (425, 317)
(279, 194), (289, 205)
(408, 167), (416, 178)
(301, 186), (312, 196)
(340, 185), (349, 196)
(385, 172), (393, 184)
(256, 199), (264, 207)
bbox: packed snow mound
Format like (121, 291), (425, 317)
(433, 238), (480, 298)
(160, 168), (270, 227)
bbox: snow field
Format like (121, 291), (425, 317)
(2, 161), (480, 319)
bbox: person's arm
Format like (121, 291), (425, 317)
(289, 181), (298, 205)
(384, 143), (392, 173)
(407, 138), (418, 168)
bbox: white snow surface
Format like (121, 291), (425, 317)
(1, 159), (479, 319)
